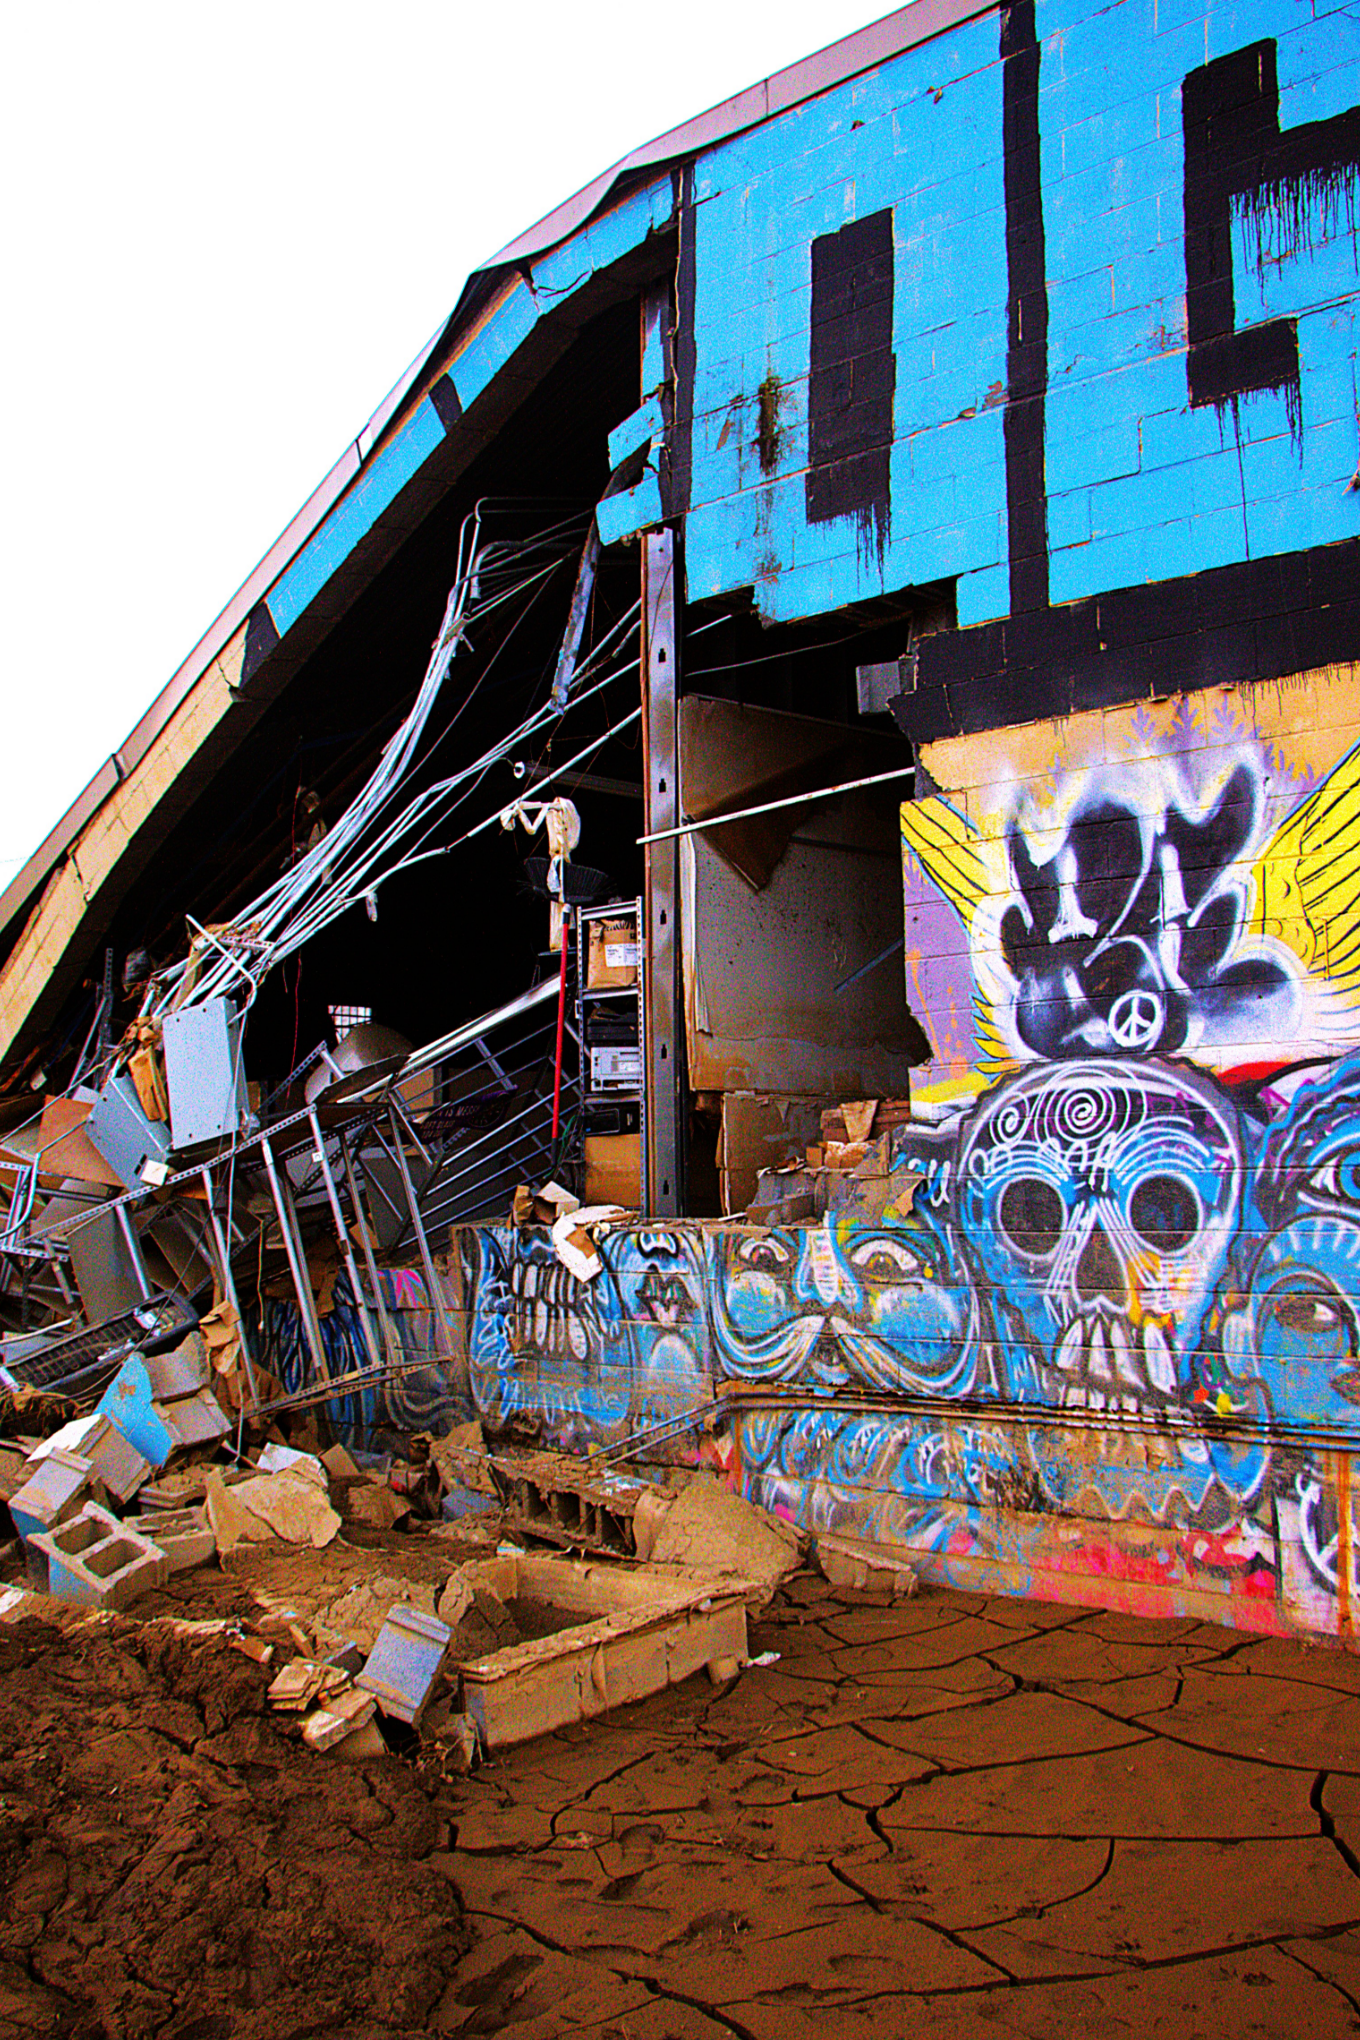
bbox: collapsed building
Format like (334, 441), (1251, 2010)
(0, 0), (1358, 1646)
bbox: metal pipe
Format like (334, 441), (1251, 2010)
(259, 1134), (329, 1380)
(200, 1166), (261, 1407)
(336, 1127), (400, 1370)
(307, 1110), (383, 1373)
(386, 1104), (459, 1360)
(636, 763), (918, 846)
(552, 907), (570, 1140)
(114, 1205), (153, 1301)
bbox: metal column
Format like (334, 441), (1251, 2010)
(642, 526), (683, 1217)
(259, 1134), (330, 1381)
(307, 1109), (383, 1373)
(386, 1104), (460, 1359)
(335, 1126), (400, 1369)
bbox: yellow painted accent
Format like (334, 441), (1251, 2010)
(899, 798), (987, 928)
(0, 629), (248, 1065)
(1249, 736), (1360, 995)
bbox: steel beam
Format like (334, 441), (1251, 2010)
(642, 524), (683, 1216)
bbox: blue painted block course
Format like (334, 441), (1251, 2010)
(268, 398), (445, 637)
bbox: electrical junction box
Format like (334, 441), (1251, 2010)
(589, 1045), (642, 1089)
(162, 998), (250, 1150)
(86, 1072), (174, 1188)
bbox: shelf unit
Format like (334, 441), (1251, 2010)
(574, 900), (645, 1207)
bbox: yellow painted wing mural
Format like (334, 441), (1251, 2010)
(1250, 738), (1360, 1003)
(900, 798), (987, 927)
(900, 797), (1011, 1069)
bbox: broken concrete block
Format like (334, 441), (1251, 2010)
(133, 1503), (214, 1573)
(204, 1463), (340, 1556)
(31, 1503), (167, 1611)
(815, 1531), (918, 1598)
(633, 1478), (802, 1603)
(9, 1447), (101, 1544)
(345, 1480), (405, 1531)
(30, 1412), (151, 1505)
(158, 1388), (231, 1453)
(142, 1334), (210, 1401)
(268, 1660), (331, 1710)
(328, 1718), (385, 1761)
(303, 1687), (377, 1751)
(358, 1605), (452, 1727)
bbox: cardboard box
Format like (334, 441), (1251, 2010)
(717, 1093), (830, 1216)
(586, 916), (639, 990)
(583, 1133), (641, 1207)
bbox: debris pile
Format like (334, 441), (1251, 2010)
(744, 1093), (924, 1224)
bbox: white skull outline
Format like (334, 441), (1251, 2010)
(957, 1059), (1242, 1412)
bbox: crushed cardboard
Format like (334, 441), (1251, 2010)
(204, 1461), (340, 1556)
(550, 1202), (626, 1282)
(633, 1479), (802, 1603)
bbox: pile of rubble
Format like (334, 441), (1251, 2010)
(0, 1339), (914, 1772)
(743, 1095), (922, 1225)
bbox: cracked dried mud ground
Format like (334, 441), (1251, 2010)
(3, 1579), (1360, 2038)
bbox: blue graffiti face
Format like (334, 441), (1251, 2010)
(712, 1212), (979, 1397)
(602, 1226), (709, 1434)
(465, 1227), (634, 1445)
(958, 1060), (1242, 1415)
(465, 1224), (713, 1450)
(1222, 1060), (1360, 1430)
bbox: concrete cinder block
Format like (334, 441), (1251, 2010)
(132, 1503), (214, 1573)
(9, 1448), (101, 1544)
(31, 1503), (167, 1611)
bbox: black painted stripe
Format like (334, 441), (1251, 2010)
(1001, 0), (1050, 616)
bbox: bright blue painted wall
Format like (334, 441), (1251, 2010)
(685, 11), (1011, 628)
(681, 0), (1360, 627)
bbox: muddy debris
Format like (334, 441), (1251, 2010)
(0, 1614), (469, 2040)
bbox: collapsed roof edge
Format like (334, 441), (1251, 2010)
(0, 0), (986, 957)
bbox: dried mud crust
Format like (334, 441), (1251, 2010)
(0, 1617), (469, 2039)
(435, 1579), (1360, 2040)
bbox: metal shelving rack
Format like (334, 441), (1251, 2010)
(574, 899), (646, 1207)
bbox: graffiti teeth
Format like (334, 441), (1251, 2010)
(1058, 1321), (1084, 1374)
(1087, 1322), (1113, 1383)
(1142, 1320), (1176, 1394)
(1109, 1318), (1145, 1391)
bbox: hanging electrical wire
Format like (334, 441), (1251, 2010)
(141, 503), (636, 1022)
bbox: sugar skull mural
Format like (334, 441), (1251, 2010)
(957, 1058), (1243, 1413)
(895, 678), (1360, 1632)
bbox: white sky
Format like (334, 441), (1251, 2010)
(0, 0), (891, 890)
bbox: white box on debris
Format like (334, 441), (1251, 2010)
(456, 1555), (751, 1751)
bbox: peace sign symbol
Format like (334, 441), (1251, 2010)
(1108, 989), (1164, 1050)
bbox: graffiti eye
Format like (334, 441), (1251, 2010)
(739, 1238), (791, 1273)
(849, 1237), (920, 1281)
(1275, 1295), (1344, 1337)
(998, 1178), (1064, 1257)
(1129, 1175), (1199, 1252)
